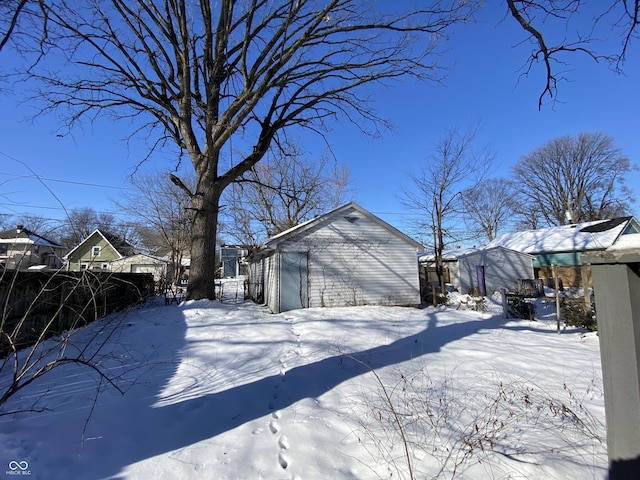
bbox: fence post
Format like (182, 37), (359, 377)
(581, 265), (592, 316)
(501, 288), (508, 319)
(583, 248), (640, 478)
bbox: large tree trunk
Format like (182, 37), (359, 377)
(187, 178), (223, 301)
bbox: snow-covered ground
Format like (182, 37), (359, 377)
(0, 289), (606, 479)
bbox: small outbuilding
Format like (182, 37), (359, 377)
(247, 202), (423, 313)
(110, 253), (170, 284)
(419, 246), (535, 296)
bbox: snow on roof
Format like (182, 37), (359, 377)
(64, 229), (133, 260)
(110, 253), (170, 264)
(0, 227), (63, 248)
(418, 245), (533, 263)
(418, 247), (480, 263)
(487, 217), (634, 254)
(603, 230), (640, 251)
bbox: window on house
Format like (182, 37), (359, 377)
(92, 246), (101, 257)
(80, 263), (88, 270)
(102, 263), (109, 270)
(34, 245), (40, 254)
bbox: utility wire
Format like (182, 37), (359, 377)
(0, 172), (124, 190)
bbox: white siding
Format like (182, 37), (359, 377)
(110, 255), (168, 283)
(458, 248), (534, 294)
(277, 209), (419, 309)
(262, 254), (280, 313)
(247, 260), (263, 302)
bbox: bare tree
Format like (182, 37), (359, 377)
(0, 214), (12, 231)
(401, 124), (493, 296)
(4, 1), (638, 300)
(3, 1), (639, 104)
(461, 178), (516, 242)
(8, 214), (56, 238)
(505, 0), (640, 108)
(512, 132), (635, 227)
(0, 268), (150, 414)
(0, 0), (36, 51)
(115, 170), (194, 285)
(225, 142), (353, 244)
(56, 207), (121, 249)
(12, 0), (478, 300)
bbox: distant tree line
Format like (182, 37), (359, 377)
(1, 146), (353, 259)
(402, 129), (636, 295)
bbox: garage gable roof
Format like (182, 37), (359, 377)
(257, 202), (423, 251)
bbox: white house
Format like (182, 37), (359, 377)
(247, 202), (423, 313)
(0, 225), (66, 270)
(419, 246), (535, 295)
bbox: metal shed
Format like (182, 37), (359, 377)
(247, 202), (423, 313)
(457, 247), (534, 295)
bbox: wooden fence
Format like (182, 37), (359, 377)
(1, 270), (154, 356)
(502, 277), (596, 331)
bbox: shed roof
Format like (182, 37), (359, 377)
(487, 217), (638, 254)
(418, 245), (533, 263)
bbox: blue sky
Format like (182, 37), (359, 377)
(1, 4), (639, 241)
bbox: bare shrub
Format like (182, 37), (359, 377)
(562, 300), (597, 332)
(347, 362), (605, 479)
(0, 268), (151, 414)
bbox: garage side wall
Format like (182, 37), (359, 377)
(262, 254), (280, 313)
(248, 253), (284, 313)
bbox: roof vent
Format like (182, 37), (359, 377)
(344, 216), (359, 224)
(16, 224), (23, 234)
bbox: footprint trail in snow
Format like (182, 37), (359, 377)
(266, 317), (305, 479)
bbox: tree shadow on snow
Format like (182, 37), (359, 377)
(74, 308), (516, 479)
(23, 304), (565, 479)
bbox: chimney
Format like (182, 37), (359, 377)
(16, 224), (23, 234)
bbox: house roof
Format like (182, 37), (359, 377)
(110, 253), (170, 265)
(0, 225), (63, 249)
(64, 229), (134, 260)
(252, 202), (423, 258)
(418, 247), (479, 263)
(487, 217), (639, 255)
(418, 245), (533, 263)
